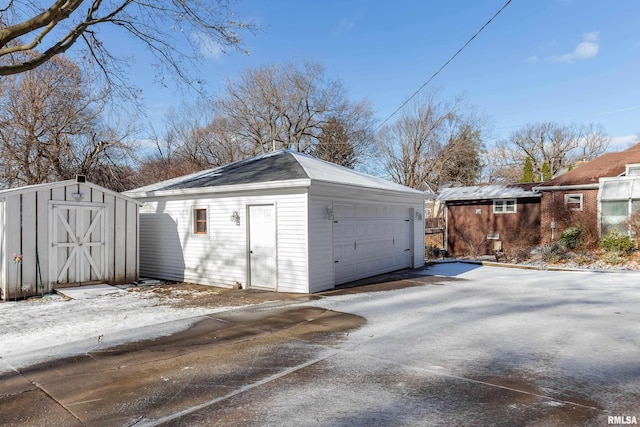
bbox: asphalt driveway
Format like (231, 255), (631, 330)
(1, 263), (639, 426)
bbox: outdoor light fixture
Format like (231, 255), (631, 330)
(71, 192), (84, 201)
(415, 211), (423, 221)
(231, 210), (240, 225)
(326, 207), (334, 221)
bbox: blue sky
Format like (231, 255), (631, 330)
(130, 0), (640, 149)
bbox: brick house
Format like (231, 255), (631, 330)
(535, 142), (640, 244)
(438, 184), (541, 256)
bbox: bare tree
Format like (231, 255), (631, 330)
(376, 92), (485, 191)
(492, 122), (610, 182)
(213, 60), (375, 166)
(312, 117), (356, 167)
(0, 53), (136, 190)
(439, 120), (484, 186)
(163, 101), (253, 169)
(0, 1), (255, 95)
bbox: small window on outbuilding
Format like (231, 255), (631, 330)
(194, 208), (208, 234)
(564, 194), (583, 211)
(493, 199), (516, 214)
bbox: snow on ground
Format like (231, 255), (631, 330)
(2, 261), (639, 391)
(0, 285), (235, 370)
(251, 263), (640, 422)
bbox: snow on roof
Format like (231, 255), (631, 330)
(438, 183), (540, 201)
(127, 150), (432, 198)
(292, 151), (430, 196)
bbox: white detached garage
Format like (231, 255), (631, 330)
(0, 178), (141, 300)
(125, 150), (431, 294)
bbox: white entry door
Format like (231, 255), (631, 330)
(333, 204), (413, 285)
(248, 204), (276, 289)
(49, 203), (107, 286)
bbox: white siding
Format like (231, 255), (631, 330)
(412, 208), (426, 268)
(36, 189), (50, 294)
(20, 191), (37, 294)
(113, 197), (127, 283)
(138, 188), (309, 292)
(139, 211), (186, 282)
(274, 194), (308, 293)
(5, 195), (21, 299)
(308, 184), (426, 291)
(104, 193), (116, 284)
(307, 196), (335, 292)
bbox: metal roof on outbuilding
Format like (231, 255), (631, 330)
(438, 183), (540, 201)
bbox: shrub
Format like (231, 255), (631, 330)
(603, 251), (627, 265)
(571, 251), (593, 265)
(558, 226), (582, 250)
(599, 229), (635, 254)
(509, 244), (533, 261)
(556, 207), (599, 249)
(541, 243), (565, 263)
(504, 225), (539, 262)
(425, 245), (442, 259)
(624, 211), (640, 246)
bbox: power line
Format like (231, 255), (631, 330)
(375, 0), (513, 132)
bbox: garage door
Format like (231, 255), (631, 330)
(333, 204), (413, 285)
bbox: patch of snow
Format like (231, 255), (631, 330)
(0, 288), (226, 370)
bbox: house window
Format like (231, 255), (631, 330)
(194, 208), (208, 234)
(493, 199), (516, 214)
(564, 194), (583, 211)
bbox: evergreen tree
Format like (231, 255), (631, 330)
(541, 161), (552, 182)
(520, 157), (534, 183)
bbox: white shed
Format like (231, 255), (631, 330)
(0, 177), (142, 300)
(125, 150), (432, 294)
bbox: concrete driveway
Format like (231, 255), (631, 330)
(1, 263), (639, 426)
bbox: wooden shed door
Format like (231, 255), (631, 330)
(49, 203), (107, 286)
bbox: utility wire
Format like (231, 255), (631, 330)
(375, 0), (513, 132)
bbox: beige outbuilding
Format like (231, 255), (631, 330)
(0, 177), (141, 300)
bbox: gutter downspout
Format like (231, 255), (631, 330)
(551, 191), (555, 241)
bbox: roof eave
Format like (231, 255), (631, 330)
(311, 179), (433, 199)
(440, 193), (542, 202)
(0, 180), (143, 206)
(533, 183), (600, 191)
(124, 178), (313, 199)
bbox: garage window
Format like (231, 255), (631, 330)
(194, 208), (208, 234)
(493, 199), (516, 214)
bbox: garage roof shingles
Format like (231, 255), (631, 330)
(129, 150), (430, 197)
(161, 152), (307, 190)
